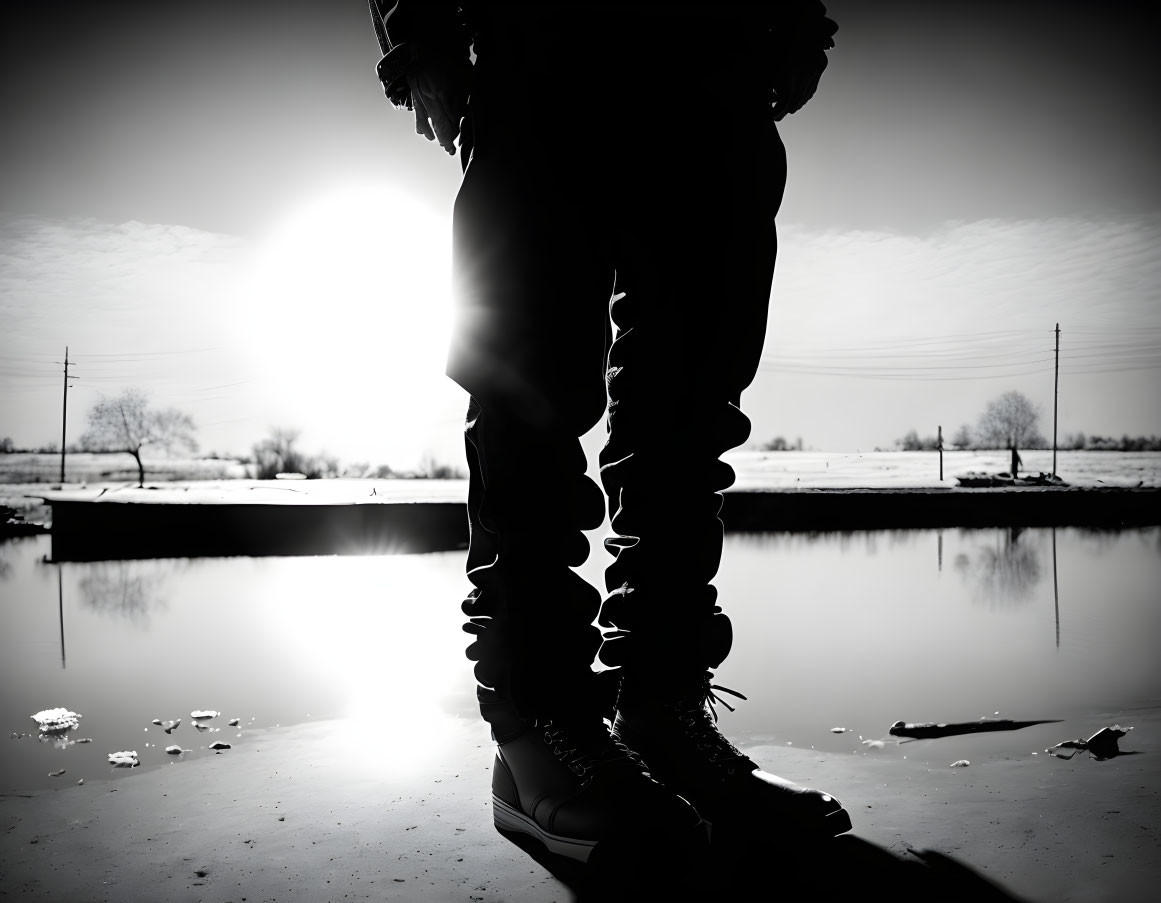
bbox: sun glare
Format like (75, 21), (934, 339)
(241, 183), (461, 468)
(258, 555), (475, 775)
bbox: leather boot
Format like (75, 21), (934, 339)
(488, 707), (708, 865)
(612, 671), (852, 851)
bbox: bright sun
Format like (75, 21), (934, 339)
(241, 182), (464, 470)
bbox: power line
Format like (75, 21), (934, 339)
(757, 322), (1160, 384)
(72, 347), (222, 360)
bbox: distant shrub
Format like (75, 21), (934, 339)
(759, 436), (803, 451)
(897, 430), (941, 451)
(250, 428), (338, 479)
(1085, 435), (1161, 451)
(412, 454), (465, 479)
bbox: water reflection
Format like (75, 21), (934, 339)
(952, 527), (1042, 606)
(74, 560), (180, 626)
(716, 526), (1160, 760)
(2, 537), (478, 793)
(0, 535), (32, 579)
(3, 528), (1159, 794)
(58, 568), (65, 668)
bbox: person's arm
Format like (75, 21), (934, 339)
(767, 0), (838, 121)
(368, 0), (472, 154)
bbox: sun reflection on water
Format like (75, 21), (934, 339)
(253, 553), (473, 773)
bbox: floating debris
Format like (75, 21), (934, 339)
(228, 718), (240, 727)
(108, 751), (140, 768)
(77, 779), (84, 785)
(208, 741), (231, 751)
(1086, 726), (1132, 758)
(31, 708), (81, 733)
(48, 769), (66, 777)
(830, 727), (848, 734)
(192, 722), (217, 733)
(151, 719), (162, 726)
(1048, 725), (1133, 760)
(75, 738), (93, 744)
(861, 739), (885, 750)
(191, 710), (220, 720)
(890, 718), (1059, 740)
(162, 720), (181, 734)
(165, 745), (185, 755)
(950, 759), (971, 768)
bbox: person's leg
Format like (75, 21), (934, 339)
(596, 84), (851, 849)
(449, 23), (704, 864)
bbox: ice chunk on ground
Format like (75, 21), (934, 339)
(108, 751), (140, 767)
(950, 759), (971, 767)
(190, 710), (219, 720)
(208, 741), (231, 751)
(165, 745), (185, 755)
(31, 708), (81, 733)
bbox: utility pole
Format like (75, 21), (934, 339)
(60, 346), (71, 484)
(937, 424), (943, 481)
(1052, 323), (1060, 478)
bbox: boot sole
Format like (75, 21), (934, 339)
(492, 794), (598, 863)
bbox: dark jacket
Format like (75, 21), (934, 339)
(368, 1), (837, 111)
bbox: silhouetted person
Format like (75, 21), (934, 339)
(369, 0), (850, 879)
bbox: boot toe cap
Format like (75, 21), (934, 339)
(740, 767), (852, 838)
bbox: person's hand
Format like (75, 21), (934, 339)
(408, 56), (471, 155)
(770, 50), (828, 121)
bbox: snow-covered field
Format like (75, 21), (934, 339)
(3, 450), (1157, 492)
(3, 450), (1157, 528)
(0, 453), (246, 484)
(724, 449), (1160, 489)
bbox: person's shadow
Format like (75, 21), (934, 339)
(501, 828), (1031, 902)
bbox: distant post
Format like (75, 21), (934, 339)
(59, 346), (70, 484)
(938, 424), (943, 481)
(1052, 323), (1060, 477)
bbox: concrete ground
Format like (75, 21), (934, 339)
(2, 711), (1157, 902)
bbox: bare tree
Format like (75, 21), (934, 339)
(951, 424), (972, 450)
(252, 428), (305, 478)
(250, 427), (338, 479)
(80, 389), (197, 487)
(976, 390), (1041, 474)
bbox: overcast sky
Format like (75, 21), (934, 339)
(2, 1), (1159, 467)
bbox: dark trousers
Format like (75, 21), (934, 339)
(451, 14), (787, 721)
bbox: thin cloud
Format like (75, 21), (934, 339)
(0, 215), (250, 449)
(3, 213), (1157, 457)
(771, 214), (1160, 347)
(748, 215), (1161, 449)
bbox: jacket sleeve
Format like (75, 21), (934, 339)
(772, 0), (838, 54)
(368, 1), (471, 110)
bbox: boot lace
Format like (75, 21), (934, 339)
(538, 720), (644, 779)
(670, 674), (750, 773)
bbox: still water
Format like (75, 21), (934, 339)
(2, 528), (1158, 792)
